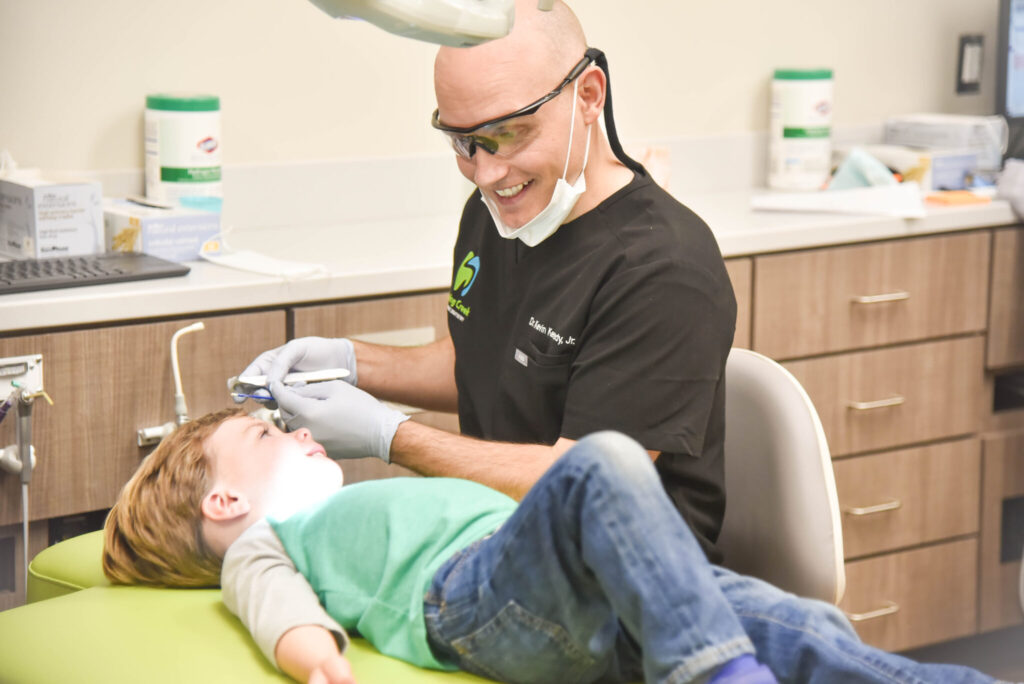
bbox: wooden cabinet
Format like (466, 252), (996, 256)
(0, 311), (286, 527)
(752, 233), (993, 652)
(977, 225), (1024, 635)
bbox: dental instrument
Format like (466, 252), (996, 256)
(0, 388), (17, 425)
(230, 392), (273, 402)
(226, 368), (350, 406)
(235, 368), (351, 389)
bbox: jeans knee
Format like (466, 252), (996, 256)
(564, 431), (657, 489)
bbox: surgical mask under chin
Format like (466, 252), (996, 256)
(481, 82), (592, 247)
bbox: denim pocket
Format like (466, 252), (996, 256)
(450, 599), (597, 684)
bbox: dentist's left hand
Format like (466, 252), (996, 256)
(270, 380), (409, 463)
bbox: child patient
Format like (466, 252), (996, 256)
(103, 407), (1002, 684)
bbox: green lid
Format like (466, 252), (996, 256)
(146, 94), (220, 111)
(773, 69), (833, 80)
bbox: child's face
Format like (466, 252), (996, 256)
(204, 416), (344, 520)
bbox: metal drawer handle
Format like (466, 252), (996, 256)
(847, 396), (906, 411)
(844, 499), (902, 516)
(851, 291), (910, 304)
(845, 601), (900, 622)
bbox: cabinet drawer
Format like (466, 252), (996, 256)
(753, 232), (990, 359)
(784, 337), (983, 456)
(840, 539), (978, 652)
(834, 439), (980, 559)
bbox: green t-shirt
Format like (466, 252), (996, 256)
(269, 477), (516, 669)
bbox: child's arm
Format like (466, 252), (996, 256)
(277, 625), (356, 684)
(221, 520), (350, 680)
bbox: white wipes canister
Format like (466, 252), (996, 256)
(145, 94), (222, 206)
(769, 69), (833, 191)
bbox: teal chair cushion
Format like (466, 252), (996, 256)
(0, 530), (486, 683)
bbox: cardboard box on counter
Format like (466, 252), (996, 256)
(104, 199), (220, 262)
(0, 176), (103, 258)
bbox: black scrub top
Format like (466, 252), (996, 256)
(447, 170), (737, 562)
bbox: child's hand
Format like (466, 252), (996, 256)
(308, 653), (356, 684)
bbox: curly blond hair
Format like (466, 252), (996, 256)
(102, 407), (246, 587)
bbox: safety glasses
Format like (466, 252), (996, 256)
(431, 47), (603, 160)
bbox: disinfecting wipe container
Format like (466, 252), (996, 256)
(145, 94), (222, 207)
(769, 69), (833, 190)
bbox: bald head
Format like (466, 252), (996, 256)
(434, 0), (587, 128)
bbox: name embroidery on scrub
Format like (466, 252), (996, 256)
(527, 316), (576, 347)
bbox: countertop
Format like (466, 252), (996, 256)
(3, 191), (1018, 334)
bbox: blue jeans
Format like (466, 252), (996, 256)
(422, 432), (999, 684)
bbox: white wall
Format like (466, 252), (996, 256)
(0, 0), (998, 172)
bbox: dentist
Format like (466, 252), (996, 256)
(240, 0), (736, 563)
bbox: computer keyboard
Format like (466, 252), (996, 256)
(0, 252), (191, 295)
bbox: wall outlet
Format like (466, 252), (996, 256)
(957, 34), (983, 94)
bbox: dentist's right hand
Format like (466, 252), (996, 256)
(270, 379), (409, 462)
(237, 337), (359, 404)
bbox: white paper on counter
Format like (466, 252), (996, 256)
(751, 182), (926, 218)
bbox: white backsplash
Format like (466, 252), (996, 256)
(81, 124), (884, 234)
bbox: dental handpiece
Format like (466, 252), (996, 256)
(238, 368), (350, 388)
(227, 368), (350, 402)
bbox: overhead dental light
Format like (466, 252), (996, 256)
(307, 0), (553, 47)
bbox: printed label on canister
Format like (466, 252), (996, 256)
(144, 94), (222, 204)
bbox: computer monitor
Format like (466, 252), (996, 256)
(998, 0), (1024, 156)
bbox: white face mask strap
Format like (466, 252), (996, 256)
(562, 78), (580, 180)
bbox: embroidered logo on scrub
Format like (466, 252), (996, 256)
(448, 250), (479, 321)
(454, 251), (480, 295)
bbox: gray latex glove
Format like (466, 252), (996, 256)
(271, 380), (409, 463)
(234, 337), (358, 404)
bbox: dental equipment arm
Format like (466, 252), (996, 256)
(306, 0), (551, 47)
(138, 322), (206, 446)
(0, 354), (51, 600)
(171, 322), (205, 425)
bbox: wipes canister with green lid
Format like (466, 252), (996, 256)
(145, 94), (221, 207)
(769, 69), (833, 190)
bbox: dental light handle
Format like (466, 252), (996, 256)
(306, 0), (553, 47)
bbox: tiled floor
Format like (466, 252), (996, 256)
(900, 626), (1024, 682)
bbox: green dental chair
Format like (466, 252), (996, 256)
(0, 530), (487, 683)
